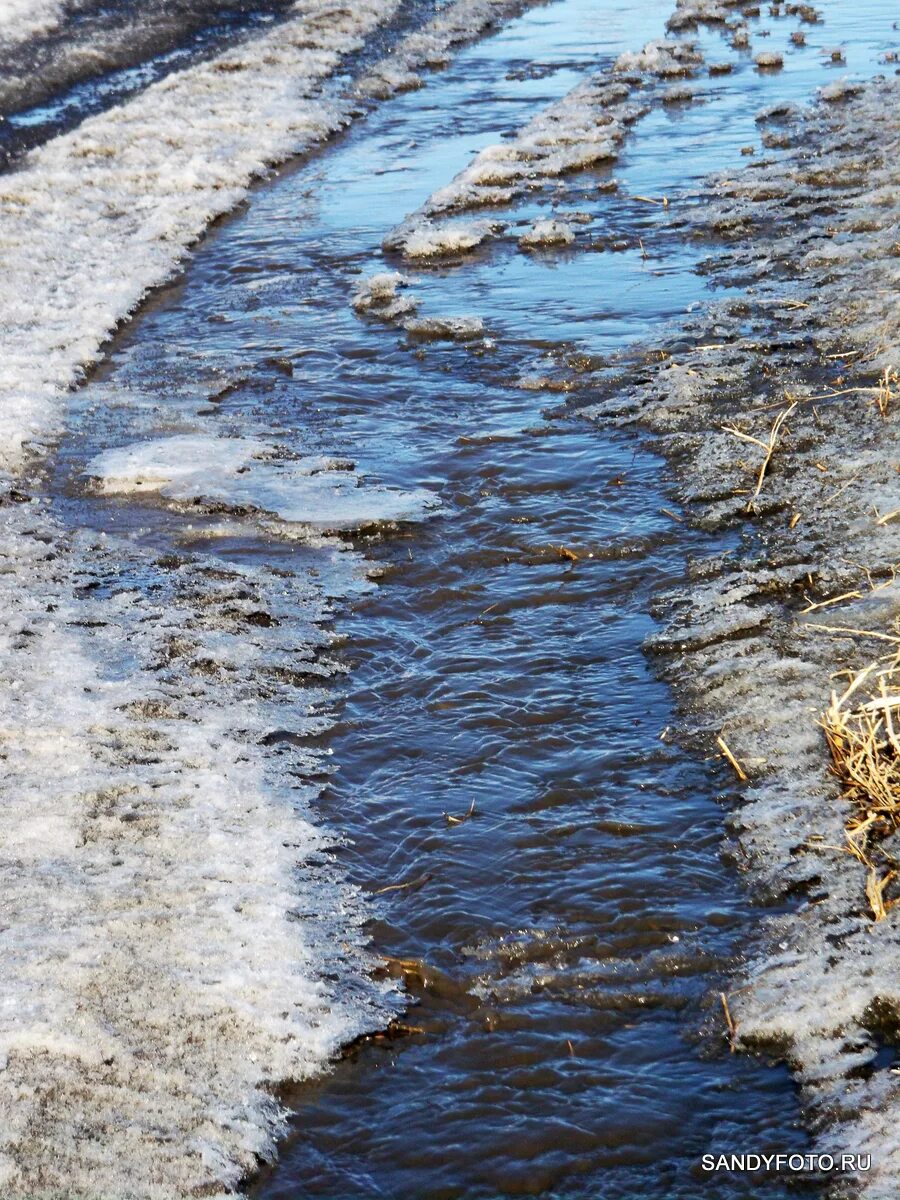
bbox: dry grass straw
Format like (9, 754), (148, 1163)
(875, 365), (898, 418)
(822, 659), (900, 920)
(722, 401), (798, 512)
(717, 734), (748, 781)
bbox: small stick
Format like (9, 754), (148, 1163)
(374, 872), (433, 896)
(823, 476), (859, 506)
(444, 799), (477, 826)
(806, 624), (900, 644)
(800, 590), (864, 614)
(372, 1022), (425, 1040)
(722, 401), (798, 510)
(720, 992), (737, 1051)
(717, 735), (749, 781)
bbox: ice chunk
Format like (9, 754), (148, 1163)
(400, 219), (495, 258)
(351, 271), (418, 317)
(519, 218), (575, 247)
(85, 436), (439, 531)
(403, 315), (485, 340)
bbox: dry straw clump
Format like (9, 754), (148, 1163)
(822, 660), (900, 920)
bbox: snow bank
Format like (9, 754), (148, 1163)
(0, 501), (397, 1199)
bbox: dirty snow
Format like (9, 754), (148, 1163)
(0, 0), (65, 44)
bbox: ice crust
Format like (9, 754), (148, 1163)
(86, 435), (439, 530)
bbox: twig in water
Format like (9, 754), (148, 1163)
(370, 1021), (425, 1041)
(444, 799), (477, 826)
(720, 992), (737, 1051)
(374, 872), (433, 896)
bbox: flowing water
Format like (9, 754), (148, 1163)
(21, 0), (900, 1194)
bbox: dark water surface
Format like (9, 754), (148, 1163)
(51, 0), (899, 1195)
